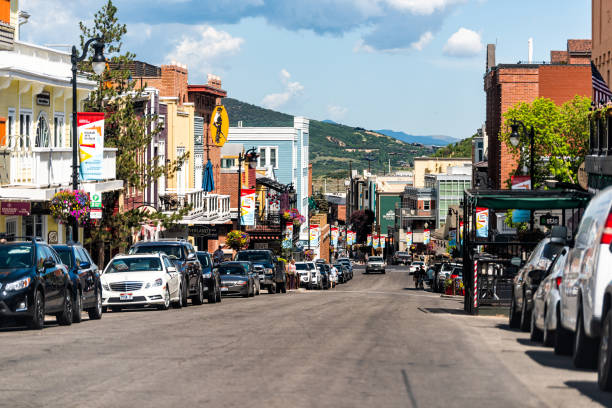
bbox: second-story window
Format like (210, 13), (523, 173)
(423, 200), (430, 211)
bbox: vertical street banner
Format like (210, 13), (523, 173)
(348, 231), (355, 246)
(381, 234), (387, 249)
(449, 230), (457, 248)
(406, 231), (413, 246)
(310, 224), (320, 247)
(367, 234), (372, 246)
(372, 235), (380, 249)
(459, 222), (464, 245)
(476, 207), (489, 238)
(423, 229), (431, 245)
(77, 112), (105, 181)
(282, 223), (293, 249)
(331, 227), (339, 247)
(240, 189), (256, 226)
(511, 176), (531, 223)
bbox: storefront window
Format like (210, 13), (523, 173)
(23, 215), (43, 239)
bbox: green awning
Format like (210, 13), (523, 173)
(465, 190), (592, 210)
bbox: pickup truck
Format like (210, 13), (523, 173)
(235, 250), (286, 293)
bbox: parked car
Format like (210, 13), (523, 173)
(52, 243), (103, 323)
(101, 253), (182, 311)
(196, 251), (221, 304)
(435, 263), (461, 293)
(366, 256), (386, 274)
(217, 262), (255, 297)
(337, 258), (353, 279)
(309, 265), (322, 289)
(409, 261), (424, 275)
(317, 264), (330, 290)
(238, 261), (260, 295)
(235, 250), (286, 293)
(333, 263), (347, 283)
(0, 238), (73, 329)
(530, 246), (570, 346)
(295, 262), (311, 288)
(392, 251), (411, 265)
(509, 227), (566, 332)
(129, 239), (204, 306)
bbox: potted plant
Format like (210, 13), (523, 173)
(226, 230), (250, 251)
(50, 190), (91, 225)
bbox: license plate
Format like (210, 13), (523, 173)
(221, 287), (229, 292)
(120, 293), (133, 301)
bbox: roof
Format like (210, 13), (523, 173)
(188, 84), (227, 98)
(326, 195), (346, 205)
(567, 39), (592, 54)
(256, 176), (287, 192)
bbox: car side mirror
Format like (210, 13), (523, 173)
(79, 261), (91, 270)
(187, 253), (196, 261)
(43, 259), (56, 269)
(167, 266), (177, 273)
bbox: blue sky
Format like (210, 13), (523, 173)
(20, 0), (590, 140)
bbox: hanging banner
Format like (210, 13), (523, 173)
(309, 224), (320, 247)
(459, 222), (464, 245)
(372, 235), (380, 249)
(240, 189), (256, 226)
(331, 227), (339, 248)
(77, 112), (105, 181)
(367, 234), (372, 246)
(282, 223), (293, 249)
(423, 229), (431, 245)
(406, 231), (412, 246)
(476, 207), (489, 238)
(381, 234), (387, 248)
(347, 230), (355, 246)
(449, 229), (457, 248)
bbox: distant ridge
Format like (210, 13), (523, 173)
(376, 129), (457, 146)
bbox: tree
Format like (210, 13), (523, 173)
(500, 96), (590, 188)
(78, 1), (187, 265)
(348, 210), (374, 243)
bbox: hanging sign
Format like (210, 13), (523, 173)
(381, 234), (387, 249)
(90, 208), (102, 219)
(449, 230), (457, 248)
(90, 193), (102, 209)
(476, 207), (489, 238)
(511, 175), (531, 190)
(240, 189), (256, 226)
(367, 234), (372, 246)
(78, 112), (105, 181)
(331, 227), (339, 248)
(282, 223), (293, 249)
(0, 201), (30, 216)
(406, 231), (413, 246)
(210, 105), (229, 147)
(459, 222), (464, 245)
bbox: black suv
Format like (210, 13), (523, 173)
(0, 238), (73, 329)
(196, 251), (221, 303)
(129, 239), (204, 306)
(235, 250), (286, 293)
(52, 243), (103, 323)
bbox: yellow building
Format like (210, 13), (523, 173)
(0, 0), (122, 242)
(162, 98), (195, 194)
(413, 157), (471, 188)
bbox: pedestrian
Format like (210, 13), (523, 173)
(288, 259), (297, 290)
(213, 245), (224, 266)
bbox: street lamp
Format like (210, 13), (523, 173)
(510, 120), (536, 230)
(70, 38), (105, 241)
(363, 154), (376, 173)
(237, 147), (259, 230)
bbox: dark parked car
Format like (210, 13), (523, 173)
(509, 228), (567, 331)
(337, 258), (353, 280)
(196, 251), (221, 304)
(129, 239), (204, 306)
(52, 243), (103, 323)
(235, 250), (286, 293)
(333, 263), (347, 284)
(317, 264), (331, 290)
(0, 238), (73, 329)
(217, 262), (255, 297)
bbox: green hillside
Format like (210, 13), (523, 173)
(432, 134), (476, 158)
(223, 98), (433, 178)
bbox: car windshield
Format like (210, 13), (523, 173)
(235, 251), (272, 263)
(131, 245), (183, 260)
(217, 265), (246, 275)
(370, 257), (383, 262)
(296, 263), (308, 270)
(0, 244), (33, 268)
(413, 262), (423, 266)
(106, 258), (163, 273)
(197, 254), (210, 267)
(542, 243), (565, 261)
(53, 247), (73, 268)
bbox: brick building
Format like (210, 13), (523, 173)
(593, 0), (612, 85)
(484, 40), (592, 189)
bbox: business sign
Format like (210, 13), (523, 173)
(540, 214), (560, 226)
(309, 224), (320, 247)
(511, 175), (531, 190)
(240, 189), (256, 226)
(0, 201), (30, 216)
(449, 229), (457, 248)
(78, 112), (105, 181)
(90, 193), (102, 209)
(476, 207), (489, 238)
(423, 229), (431, 245)
(406, 231), (412, 246)
(90, 208), (102, 219)
(282, 223), (293, 249)
(331, 226), (339, 248)
(459, 222), (464, 245)
(188, 225), (218, 239)
(367, 234), (372, 247)
(209, 105), (229, 147)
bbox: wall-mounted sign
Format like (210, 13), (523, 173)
(240, 189), (256, 226)
(188, 225), (218, 239)
(1, 201), (31, 216)
(36, 92), (50, 106)
(48, 231), (58, 244)
(90, 193), (102, 209)
(209, 105), (229, 147)
(90, 208), (102, 219)
(540, 214), (560, 226)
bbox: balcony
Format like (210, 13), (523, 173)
(162, 189), (231, 225)
(0, 23), (15, 51)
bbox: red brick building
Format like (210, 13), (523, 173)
(484, 40), (592, 189)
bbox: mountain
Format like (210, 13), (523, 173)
(222, 98), (435, 178)
(376, 129), (457, 146)
(322, 119), (338, 124)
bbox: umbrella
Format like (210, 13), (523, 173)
(202, 159), (215, 192)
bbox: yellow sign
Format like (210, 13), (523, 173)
(209, 105), (229, 147)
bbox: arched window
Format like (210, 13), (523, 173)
(35, 112), (50, 148)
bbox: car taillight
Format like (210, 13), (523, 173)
(602, 213), (612, 244)
(556, 276), (562, 288)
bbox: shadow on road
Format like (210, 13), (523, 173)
(495, 323), (516, 332)
(421, 307), (466, 315)
(565, 381), (612, 406)
(525, 350), (592, 372)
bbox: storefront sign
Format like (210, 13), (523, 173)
(188, 225), (218, 239)
(476, 207), (489, 238)
(78, 112), (105, 181)
(240, 189), (256, 226)
(47, 231), (58, 244)
(1, 201), (31, 216)
(406, 231), (412, 246)
(511, 175), (531, 190)
(540, 214), (560, 226)
(90, 208), (102, 219)
(90, 193), (102, 209)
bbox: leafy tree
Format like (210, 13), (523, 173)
(433, 134), (476, 158)
(348, 210), (374, 243)
(500, 96), (590, 188)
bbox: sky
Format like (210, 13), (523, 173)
(19, 0), (591, 140)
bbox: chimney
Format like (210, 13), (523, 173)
(486, 44), (496, 72)
(528, 38), (533, 63)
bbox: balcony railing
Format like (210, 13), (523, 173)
(0, 23), (15, 51)
(162, 188), (231, 223)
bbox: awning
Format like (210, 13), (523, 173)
(464, 189), (592, 210)
(256, 176), (286, 192)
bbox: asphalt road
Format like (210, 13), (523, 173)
(1, 265), (611, 408)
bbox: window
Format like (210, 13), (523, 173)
(221, 158), (236, 168)
(19, 110), (32, 148)
(269, 147), (277, 167)
(5, 217), (16, 236)
(54, 114), (64, 148)
(258, 147), (266, 168)
(423, 200), (430, 211)
(35, 113), (50, 148)
(7, 108), (15, 147)
(23, 215), (44, 239)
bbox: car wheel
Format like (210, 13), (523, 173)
(192, 279), (204, 305)
(530, 310), (543, 342)
(509, 295), (521, 329)
(56, 287), (73, 326)
(269, 282), (276, 294)
(208, 283), (217, 304)
(72, 289), (83, 324)
(598, 309), (612, 390)
(26, 289), (44, 330)
(554, 308), (574, 355)
(88, 288), (103, 320)
(158, 287), (171, 310)
(542, 307), (555, 347)
(572, 308), (599, 369)
(256, 285), (260, 296)
(172, 282), (183, 309)
(180, 278), (189, 307)
(249, 283), (255, 297)
(216, 284), (222, 303)
(519, 292), (531, 332)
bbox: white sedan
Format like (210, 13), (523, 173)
(101, 253), (182, 311)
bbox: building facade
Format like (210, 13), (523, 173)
(424, 165), (472, 229)
(413, 157), (471, 188)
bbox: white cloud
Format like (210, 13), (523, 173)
(353, 39), (375, 53)
(383, 0), (466, 15)
(262, 69), (304, 110)
(327, 105), (348, 121)
(443, 27), (483, 57)
(411, 31), (433, 51)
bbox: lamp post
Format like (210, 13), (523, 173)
(509, 120), (536, 230)
(71, 38), (105, 242)
(363, 154), (376, 174)
(237, 147), (258, 231)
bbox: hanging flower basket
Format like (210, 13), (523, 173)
(50, 190), (91, 225)
(226, 230), (250, 251)
(304, 249), (315, 261)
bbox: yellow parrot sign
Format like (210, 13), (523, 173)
(210, 105), (229, 147)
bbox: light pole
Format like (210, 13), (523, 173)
(509, 120), (536, 230)
(237, 147), (258, 231)
(363, 154), (376, 174)
(71, 38), (105, 242)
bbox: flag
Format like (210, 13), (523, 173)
(592, 62), (612, 105)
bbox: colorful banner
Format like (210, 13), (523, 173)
(449, 229), (457, 248)
(282, 223), (293, 249)
(347, 230), (355, 246)
(331, 227), (339, 247)
(367, 234), (372, 246)
(240, 189), (256, 226)
(423, 229), (431, 245)
(459, 222), (464, 245)
(511, 175), (531, 190)
(77, 112), (105, 181)
(372, 235), (380, 249)
(406, 231), (412, 246)
(381, 234), (387, 248)
(476, 207), (489, 238)
(309, 224), (320, 248)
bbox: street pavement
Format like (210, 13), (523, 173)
(1, 265), (611, 408)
